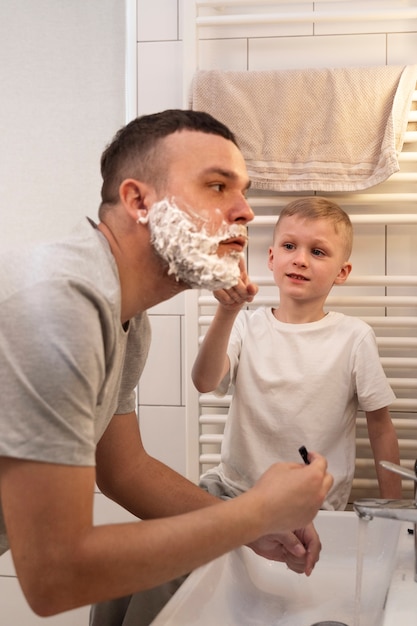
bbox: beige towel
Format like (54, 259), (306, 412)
(190, 65), (417, 192)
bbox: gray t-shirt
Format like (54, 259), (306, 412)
(0, 218), (151, 553)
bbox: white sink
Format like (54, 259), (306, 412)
(383, 522), (417, 625)
(150, 511), (403, 626)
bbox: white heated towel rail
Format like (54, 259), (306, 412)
(183, 0), (417, 504)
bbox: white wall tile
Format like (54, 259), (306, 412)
(315, 2), (417, 36)
(148, 293), (185, 315)
(139, 406), (187, 475)
(180, 314), (187, 404)
(0, 549), (14, 576)
(387, 33), (417, 64)
(137, 41), (183, 115)
(249, 34), (387, 70)
(199, 39), (248, 71)
(94, 492), (138, 525)
(137, 0), (178, 41)
(138, 315), (182, 406)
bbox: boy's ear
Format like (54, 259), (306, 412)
(334, 261), (352, 285)
(267, 246), (274, 271)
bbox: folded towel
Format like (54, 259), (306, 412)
(190, 65), (417, 192)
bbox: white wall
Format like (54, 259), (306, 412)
(0, 1), (126, 623)
(0, 0), (126, 249)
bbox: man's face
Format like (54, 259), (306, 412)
(148, 131), (254, 289)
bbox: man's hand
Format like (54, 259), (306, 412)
(248, 524), (321, 576)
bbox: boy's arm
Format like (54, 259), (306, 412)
(366, 406), (403, 499)
(191, 304), (239, 392)
(192, 257), (258, 393)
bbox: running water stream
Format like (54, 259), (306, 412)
(353, 517), (369, 626)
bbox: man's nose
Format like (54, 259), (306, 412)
(230, 196), (255, 224)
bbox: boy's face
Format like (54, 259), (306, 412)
(268, 215), (351, 303)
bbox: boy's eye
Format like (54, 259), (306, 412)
(283, 243), (294, 250)
(312, 248), (324, 256)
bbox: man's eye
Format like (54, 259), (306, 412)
(210, 183), (225, 192)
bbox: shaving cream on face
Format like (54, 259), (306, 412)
(148, 197), (247, 290)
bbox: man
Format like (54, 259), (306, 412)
(0, 110), (332, 619)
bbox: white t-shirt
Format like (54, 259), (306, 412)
(200, 307), (395, 510)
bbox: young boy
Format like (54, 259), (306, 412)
(193, 196), (402, 510)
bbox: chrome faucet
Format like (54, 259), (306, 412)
(353, 460), (417, 582)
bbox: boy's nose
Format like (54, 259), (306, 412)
(293, 250), (308, 267)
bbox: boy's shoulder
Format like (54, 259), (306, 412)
(237, 306), (269, 323)
(327, 311), (373, 335)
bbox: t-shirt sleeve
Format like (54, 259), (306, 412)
(353, 327), (396, 411)
(0, 281), (109, 466)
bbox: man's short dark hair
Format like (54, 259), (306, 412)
(100, 109), (238, 207)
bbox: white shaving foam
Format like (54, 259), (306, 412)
(148, 197), (247, 290)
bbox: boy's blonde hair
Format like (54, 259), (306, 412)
(274, 196), (353, 260)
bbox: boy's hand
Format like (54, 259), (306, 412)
(214, 257), (258, 310)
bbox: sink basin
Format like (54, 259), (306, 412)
(150, 511), (401, 626)
(383, 522), (417, 625)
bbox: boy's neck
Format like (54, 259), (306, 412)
(272, 300), (327, 324)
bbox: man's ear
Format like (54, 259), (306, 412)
(334, 261), (352, 285)
(118, 179), (155, 223)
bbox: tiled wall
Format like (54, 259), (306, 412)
(136, 0), (417, 478)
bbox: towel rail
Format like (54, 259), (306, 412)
(196, 0), (365, 6)
(195, 7), (417, 27)
(198, 295), (417, 307)
(399, 152), (417, 162)
(197, 396), (417, 410)
(197, 0), (417, 7)
(249, 275), (417, 287)
(248, 204), (417, 216)
(199, 315), (417, 326)
(198, 316), (417, 328)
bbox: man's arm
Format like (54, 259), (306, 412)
(366, 406), (402, 499)
(97, 412), (322, 576)
(192, 257), (258, 392)
(95, 411), (218, 518)
(0, 412), (332, 616)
